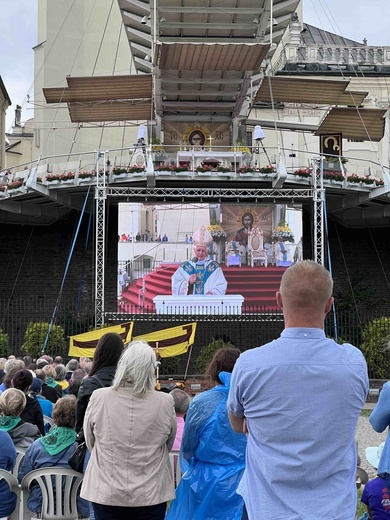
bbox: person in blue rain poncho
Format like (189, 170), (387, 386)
(166, 347), (247, 520)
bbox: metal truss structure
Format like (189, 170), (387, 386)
(95, 179), (325, 326)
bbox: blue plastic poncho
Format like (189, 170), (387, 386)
(166, 371), (247, 520)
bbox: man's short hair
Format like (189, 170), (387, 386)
(170, 388), (191, 416)
(54, 356), (63, 365)
(66, 359), (79, 372)
(35, 369), (46, 382)
(279, 260), (333, 309)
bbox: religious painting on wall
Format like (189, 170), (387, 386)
(320, 133), (342, 158)
(163, 122), (230, 150)
(221, 205), (274, 248)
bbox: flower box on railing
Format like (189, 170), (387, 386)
(294, 168), (312, 179)
(7, 181), (26, 194)
(78, 172), (96, 182)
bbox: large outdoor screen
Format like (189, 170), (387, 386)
(117, 203), (303, 314)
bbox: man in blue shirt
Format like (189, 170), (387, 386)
(227, 260), (368, 520)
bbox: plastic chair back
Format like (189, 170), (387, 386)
(169, 450), (182, 487)
(20, 467), (83, 520)
(0, 468), (21, 520)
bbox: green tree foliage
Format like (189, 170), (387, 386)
(195, 338), (234, 375)
(0, 329), (10, 358)
(22, 322), (67, 358)
(360, 317), (390, 379)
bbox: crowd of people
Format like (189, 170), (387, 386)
(1, 260), (390, 519)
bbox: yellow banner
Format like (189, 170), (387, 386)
(132, 323), (197, 358)
(68, 322), (134, 358)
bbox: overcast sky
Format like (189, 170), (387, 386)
(1, 0), (389, 130)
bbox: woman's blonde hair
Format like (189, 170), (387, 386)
(0, 388), (26, 416)
(112, 340), (156, 397)
(42, 364), (56, 378)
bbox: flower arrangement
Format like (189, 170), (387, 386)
(7, 180), (24, 191)
(294, 168), (312, 178)
(155, 164), (189, 173)
(78, 171), (95, 179)
(37, 177), (43, 183)
(195, 165), (213, 173)
(58, 172), (75, 180)
(346, 174), (361, 184)
(112, 167), (128, 175)
(207, 223), (227, 242)
(375, 179), (385, 186)
(217, 166), (232, 173)
(361, 177), (375, 185)
(0, 185), (7, 192)
(45, 174), (60, 182)
(259, 165), (276, 174)
(238, 166), (254, 174)
(230, 138), (251, 154)
(127, 166), (146, 174)
(271, 220), (295, 243)
(322, 171), (344, 182)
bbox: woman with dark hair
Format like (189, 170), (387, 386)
(166, 347), (247, 520)
(76, 332), (124, 433)
(12, 369), (45, 436)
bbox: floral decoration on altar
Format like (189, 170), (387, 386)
(271, 220), (295, 243)
(207, 222), (227, 243)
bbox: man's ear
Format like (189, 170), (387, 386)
(325, 296), (334, 314)
(276, 291), (283, 309)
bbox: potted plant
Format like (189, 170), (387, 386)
(195, 165), (214, 175)
(0, 185), (8, 197)
(294, 168), (312, 179)
(127, 166), (146, 174)
(346, 174), (361, 185)
(237, 166), (254, 175)
(58, 172), (75, 183)
(259, 165), (276, 175)
(230, 138), (250, 154)
(361, 176), (375, 186)
(78, 171), (96, 182)
(375, 179), (385, 187)
(37, 177), (43, 183)
(207, 222), (227, 243)
(216, 166), (232, 174)
(322, 171), (344, 183)
(112, 167), (128, 176)
(45, 174), (61, 183)
(7, 180), (25, 191)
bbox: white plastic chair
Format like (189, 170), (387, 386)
(43, 416), (54, 432)
(169, 450), (182, 488)
(0, 468), (21, 520)
(12, 449), (26, 479)
(20, 467), (84, 520)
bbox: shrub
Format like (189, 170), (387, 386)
(359, 317), (390, 379)
(0, 329), (10, 358)
(22, 322), (67, 358)
(195, 338), (234, 374)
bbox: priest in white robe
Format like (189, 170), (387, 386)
(172, 226), (227, 296)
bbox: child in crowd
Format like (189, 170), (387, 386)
(361, 442), (390, 519)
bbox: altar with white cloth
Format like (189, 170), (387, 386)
(153, 294), (245, 315)
(177, 150), (243, 170)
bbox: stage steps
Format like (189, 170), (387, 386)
(119, 264), (287, 313)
